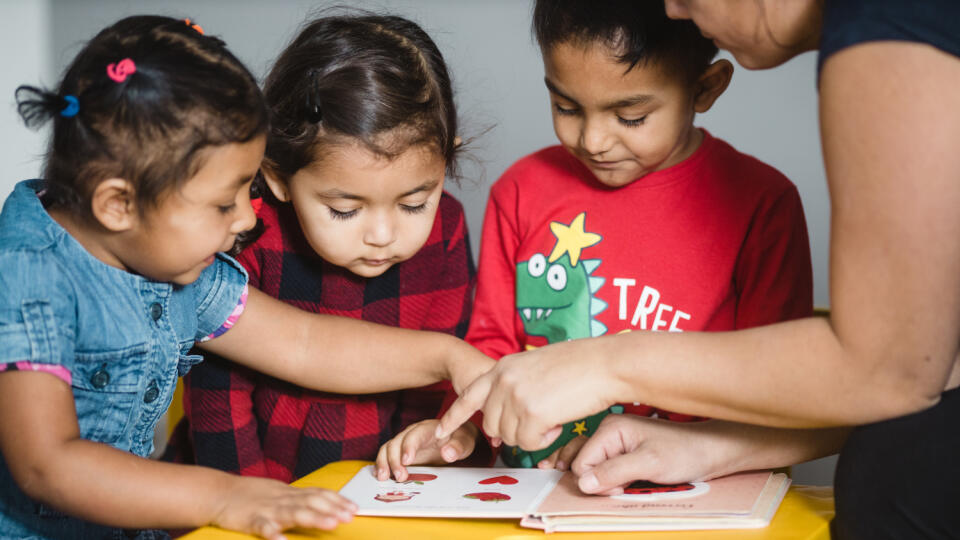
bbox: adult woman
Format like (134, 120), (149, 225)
(438, 1), (960, 536)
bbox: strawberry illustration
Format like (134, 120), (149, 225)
(478, 475), (519, 485)
(375, 490), (419, 503)
(400, 473), (438, 485)
(463, 492), (511, 502)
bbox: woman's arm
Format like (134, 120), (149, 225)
(438, 41), (960, 449)
(199, 286), (494, 396)
(0, 371), (354, 536)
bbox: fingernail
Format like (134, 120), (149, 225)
(402, 452), (412, 465)
(339, 511), (353, 521)
(434, 425), (444, 438)
(556, 460), (565, 471)
(442, 447), (457, 461)
(580, 472), (598, 491)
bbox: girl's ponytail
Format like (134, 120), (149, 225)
(15, 86), (79, 129)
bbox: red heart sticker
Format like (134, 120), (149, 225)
(478, 475), (518, 485)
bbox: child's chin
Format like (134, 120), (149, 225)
(349, 262), (396, 278)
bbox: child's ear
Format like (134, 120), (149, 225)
(90, 178), (137, 232)
(261, 169), (291, 202)
(693, 59), (734, 113)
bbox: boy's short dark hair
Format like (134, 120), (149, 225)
(533, 0), (718, 82)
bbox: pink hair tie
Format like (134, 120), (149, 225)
(106, 58), (136, 83)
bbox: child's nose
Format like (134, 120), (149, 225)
(580, 118), (613, 157)
(363, 212), (396, 247)
(232, 197), (258, 234)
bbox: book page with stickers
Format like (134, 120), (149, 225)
(338, 466), (789, 530)
(338, 466), (563, 518)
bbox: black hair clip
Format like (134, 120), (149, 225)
(306, 97), (322, 123)
(305, 71), (322, 123)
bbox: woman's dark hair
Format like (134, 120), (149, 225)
(262, 12), (461, 184)
(533, 0), (718, 82)
(16, 15), (268, 222)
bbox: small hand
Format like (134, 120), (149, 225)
(375, 419), (478, 482)
(213, 475), (357, 540)
(571, 414), (718, 496)
(536, 435), (587, 472)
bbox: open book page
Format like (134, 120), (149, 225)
(534, 470), (780, 517)
(524, 472), (791, 532)
(338, 465), (563, 518)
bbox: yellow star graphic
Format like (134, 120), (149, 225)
(548, 212), (601, 266)
(571, 420), (588, 436)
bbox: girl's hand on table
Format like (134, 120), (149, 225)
(213, 476), (357, 540)
(376, 419), (478, 482)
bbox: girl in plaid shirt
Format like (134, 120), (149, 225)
(170, 13), (486, 483)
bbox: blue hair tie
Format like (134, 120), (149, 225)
(60, 95), (79, 118)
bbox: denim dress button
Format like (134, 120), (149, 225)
(143, 380), (159, 403)
(149, 303), (163, 321)
(90, 368), (110, 389)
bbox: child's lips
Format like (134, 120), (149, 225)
(362, 258), (392, 266)
(589, 158), (624, 170)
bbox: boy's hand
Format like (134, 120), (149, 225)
(375, 419), (478, 482)
(213, 475), (356, 540)
(445, 340), (496, 395)
(536, 435), (588, 472)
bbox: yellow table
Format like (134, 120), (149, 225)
(181, 461), (834, 540)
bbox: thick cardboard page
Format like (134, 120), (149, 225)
(339, 465), (790, 531)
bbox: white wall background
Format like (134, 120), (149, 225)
(0, 0), (836, 485)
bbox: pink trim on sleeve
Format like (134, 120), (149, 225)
(199, 284), (248, 342)
(0, 361), (72, 385)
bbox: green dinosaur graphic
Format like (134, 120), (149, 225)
(504, 213), (623, 468)
(516, 253), (606, 342)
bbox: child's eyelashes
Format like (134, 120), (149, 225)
(217, 203), (237, 214)
(328, 207), (359, 221)
(553, 102), (647, 127)
(327, 202), (429, 220)
(617, 115), (647, 127)
(400, 202), (429, 215)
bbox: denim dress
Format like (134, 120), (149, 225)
(0, 180), (248, 539)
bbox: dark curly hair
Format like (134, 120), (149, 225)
(16, 15), (268, 222)
(261, 12), (461, 184)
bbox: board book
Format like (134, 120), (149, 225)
(338, 465), (790, 532)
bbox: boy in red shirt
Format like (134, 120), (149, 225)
(378, 0), (815, 477)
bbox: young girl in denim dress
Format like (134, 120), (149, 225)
(0, 15), (490, 540)
(172, 13), (485, 483)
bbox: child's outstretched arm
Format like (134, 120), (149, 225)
(199, 286), (494, 395)
(0, 370), (355, 538)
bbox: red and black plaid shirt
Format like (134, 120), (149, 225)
(170, 191), (474, 482)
